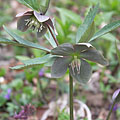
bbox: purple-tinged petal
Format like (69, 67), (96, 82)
(17, 15), (32, 32)
(4, 88), (12, 100)
(51, 57), (72, 78)
(45, 18), (58, 35)
(16, 11), (33, 17)
(4, 94), (10, 100)
(7, 88), (12, 94)
(37, 23), (47, 37)
(39, 68), (44, 77)
(34, 11), (49, 22)
(112, 89), (120, 101)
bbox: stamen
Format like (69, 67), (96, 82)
(71, 57), (81, 75)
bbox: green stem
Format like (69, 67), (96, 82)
(106, 100), (116, 120)
(69, 73), (74, 120)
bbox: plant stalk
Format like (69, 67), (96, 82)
(106, 100), (116, 120)
(69, 73), (74, 120)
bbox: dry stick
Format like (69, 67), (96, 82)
(47, 25), (59, 46)
(69, 73), (74, 120)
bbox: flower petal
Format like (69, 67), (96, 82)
(80, 48), (109, 66)
(112, 89), (120, 101)
(16, 11), (33, 17)
(34, 11), (49, 22)
(51, 57), (72, 78)
(17, 15), (32, 32)
(45, 19), (58, 35)
(74, 43), (92, 53)
(37, 24), (47, 37)
(69, 59), (92, 84)
(51, 43), (74, 56)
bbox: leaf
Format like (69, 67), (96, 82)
(16, 0), (50, 13)
(76, 3), (99, 43)
(51, 43), (74, 56)
(51, 57), (72, 78)
(115, 41), (120, 64)
(79, 22), (95, 42)
(3, 26), (50, 52)
(56, 7), (82, 25)
(0, 38), (19, 45)
(69, 59), (92, 84)
(11, 54), (51, 69)
(80, 48), (109, 66)
(90, 20), (120, 42)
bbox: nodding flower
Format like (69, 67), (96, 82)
(51, 43), (108, 84)
(16, 11), (58, 38)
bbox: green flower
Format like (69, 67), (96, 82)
(16, 11), (57, 37)
(51, 43), (108, 84)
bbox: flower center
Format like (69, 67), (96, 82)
(70, 56), (81, 75)
(25, 16), (45, 32)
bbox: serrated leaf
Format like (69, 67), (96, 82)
(115, 41), (120, 64)
(3, 26), (50, 52)
(51, 57), (72, 78)
(79, 22), (95, 42)
(16, 0), (50, 13)
(69, 59), (92, 84)
(80, 48), (108, 66)
(56, 7), (82, 25)
(90, 20), (120, 42)
(11, 54), (51, 69)
(76, 3), (99, 43)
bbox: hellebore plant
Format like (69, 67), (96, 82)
(0, 1), (120, 120)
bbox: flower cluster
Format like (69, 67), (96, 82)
(14, 104), (36, 119)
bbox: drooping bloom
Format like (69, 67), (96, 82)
(51, 43), (108, 84)
(16, 11), (57, 37)
(4, 88), (12, 100)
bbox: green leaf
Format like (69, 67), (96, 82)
(51, 57), (72, 78)
(51, 43), (74, 56)
(80, 48), (109, 66)
(11, 54), (51, 69)
(79, 22), (95, 42)
(3, 26), (50, 52)
(0, 38), (19, 45)
(69, 59), (92, 84)
(115, 41), (120, 64)
(56, 7), (82, 25)
(76, 4), (99, 43)
(16, 0), (50, 13)
(90, 20), (120, 42)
